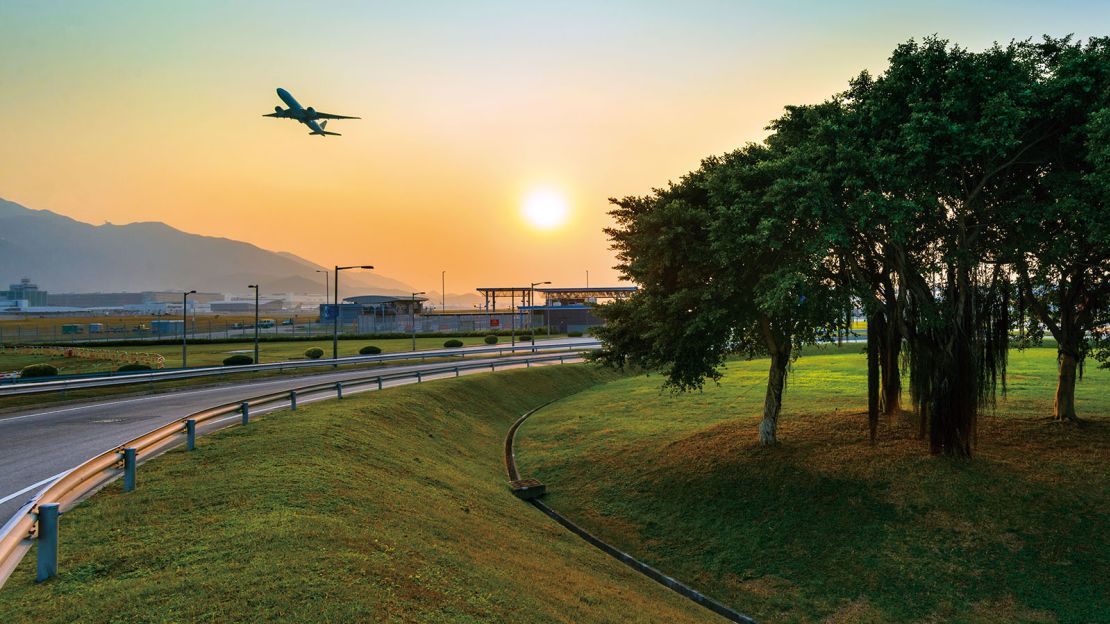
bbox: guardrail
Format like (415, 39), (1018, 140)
(0, 341), (601, 397)
(0, 350), (587, 588)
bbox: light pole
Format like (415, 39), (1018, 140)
(411, 291), (426, 350)
(441, 270), (445, 312)
(248, 284), (259, 364)
(315, 269), (329, 307)
(333, 265), (374, 362)
(529, 281), (550, 347)
(586, 269), (589, 288)
(182, 290), (196, 368)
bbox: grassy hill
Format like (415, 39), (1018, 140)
(516, 346), (1110, 623)
(0, 366), (714, 622)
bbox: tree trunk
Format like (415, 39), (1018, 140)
(867, 311), (880, 443)
(760, 347), (790, 445)
(1054, 350), (1080, 422)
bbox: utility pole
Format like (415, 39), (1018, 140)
(411, 291), (426, 350)
(248, 284), (259, 364)
(182, 290), (196, 368)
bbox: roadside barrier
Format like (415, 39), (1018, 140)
(0, 341), (599, 396)
(0, 351), (584, 588)
(504, 404), (758, 624)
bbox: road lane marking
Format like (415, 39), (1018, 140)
(0, 470), (70, 506)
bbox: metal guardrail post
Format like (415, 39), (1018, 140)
(123, 447), (137, 492)
(186, 419), (196, 450)
(416, 371), (422, 383)
(377, 378), (383, 390)
(35, 503), (59, 582)
(289, 390), (297, 411)
(335, 382), (343, 399)
(240, 402), (250, 425)
(455, 366), (459, 377)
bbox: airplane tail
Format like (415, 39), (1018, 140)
(310, 120), (341, 136)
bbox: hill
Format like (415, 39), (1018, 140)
(0, 198), (412, 296)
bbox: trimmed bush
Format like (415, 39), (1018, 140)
(484, 335), (499, 345)
(567, 331), (583, 338)
(20, 364), (58, 378)
(223, 354), (254, 366)
(443, 339), (464, 348)
(359, 345), (382, 355)
(117, 363), (152, 372)
(304, 347), (324, 359)
(518, 334), (533, 342)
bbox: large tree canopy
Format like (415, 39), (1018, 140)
(595, 36), (1110, 456)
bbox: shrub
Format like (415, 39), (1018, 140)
(304, 347), (324, 359)
(443, 339), (464, 348)
(223, 354), (254, 366)
(359, 345), (382, 355)
(484, 335), (499, 345)
(518, 334), (533, 342)
(567, 331), (583, 337)
(20, 363), (58, 378)
(117, 363), (152, 372)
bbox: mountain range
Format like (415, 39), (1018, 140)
(0, 198), (415, 298)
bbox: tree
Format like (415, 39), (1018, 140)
(839, 38), (1051, 456)
(595, 139), (844, 445)
(1011, 38), (1110, 422)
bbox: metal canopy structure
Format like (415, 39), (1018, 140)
(534, 286), (637, 300)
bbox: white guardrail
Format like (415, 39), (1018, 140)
(0, 350), (591, 588)
(0, 341), (601, 397)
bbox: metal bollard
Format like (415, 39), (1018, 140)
(123, 447), (137, 492)
(186, 419), (196, 451)
(36, 503), (59, 582)
(336, 382), (343, 399)
(290, 390), (297, 411)
(241, 402), (250, 425)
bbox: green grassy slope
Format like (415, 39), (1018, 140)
(0, 366), (714, 623)
(517, 346), (1110, 623)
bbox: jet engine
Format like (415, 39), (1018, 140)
(274, 106), (283, 113)
(306, 106), (316, 116)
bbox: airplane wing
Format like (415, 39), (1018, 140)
(312, 112), (361, 120)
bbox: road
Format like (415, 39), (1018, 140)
(0, 348), (587, 522)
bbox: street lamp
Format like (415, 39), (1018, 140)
(315, 269), (329, 307)
(441, 270), (446, 312)
(248, 284), (259, 364)
(411, 291), (426, 350)
(530, 281), (550, 347)
(333, 265), (375, 362)
(182, 290), (196, 368)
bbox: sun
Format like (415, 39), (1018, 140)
(522, 189), (569, 230)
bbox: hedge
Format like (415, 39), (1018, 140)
(223, 354), (254, 366)
(359, 345), (382, 355)
(443, 339), (464, 348)
(20, 364), (59, 378)
(304, 347), (324, 359)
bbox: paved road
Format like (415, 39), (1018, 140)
(0, 349), (586, 522)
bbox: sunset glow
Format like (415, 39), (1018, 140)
(523, 189), (569, 230)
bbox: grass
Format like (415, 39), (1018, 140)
(516, 346), (1110, 623)
(0, 335), (563, 376)
(0, 366), (712, 623)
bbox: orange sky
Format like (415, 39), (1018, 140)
(2, 2), (1107, 293)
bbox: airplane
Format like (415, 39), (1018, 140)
(263, 87), (359, 136)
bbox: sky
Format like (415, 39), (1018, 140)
(2, 1), (1109, 294)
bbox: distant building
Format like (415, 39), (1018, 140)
(210, 299), (285, 314)
(319, 294), (427, 324)
(520, 286), (637, 333)
(5, 278), (47, 306)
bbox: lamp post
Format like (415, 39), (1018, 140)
(248, 284), (259, 364)
(586, 269), (589, 288)
(182, 290), (196, 368)
(315, 269), (329, 307)
(411, 291), (426, 350)
(529, 281), (550, 347)
(441, 270), (446, 312)
(333, 265), (375, 362)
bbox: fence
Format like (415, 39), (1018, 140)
(0, 351), (584, 588)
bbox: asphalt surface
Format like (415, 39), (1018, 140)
(0, 340), (591, 522)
